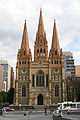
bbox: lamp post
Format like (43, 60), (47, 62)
(19, 104), (21, 111)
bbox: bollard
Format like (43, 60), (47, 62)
(24, 113), (26, 116)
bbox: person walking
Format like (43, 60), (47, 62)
(44, 107), (47, 115)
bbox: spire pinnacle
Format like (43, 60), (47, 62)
(54, 18), (56, 23)
(25, 19), (26, 24)
(21, 20), (29, 54)
(51, 20), (60, 54)
(38, 9), (44, 37)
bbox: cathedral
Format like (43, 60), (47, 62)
(14, 9), (66, 105)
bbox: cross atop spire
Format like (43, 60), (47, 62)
(51, 19), (60, 54)
(38, 9), (44, 37)
(21, 20), (29, 55)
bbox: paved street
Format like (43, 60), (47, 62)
(63, 115), (80, 120)
(0, 111), (80, 120)
(0, 114), (80, 120)
(0, 114), (52, 120)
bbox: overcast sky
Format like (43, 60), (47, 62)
(0, 0), (80, 71)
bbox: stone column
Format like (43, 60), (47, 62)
(35, 75), (36, 88)
(49, 67), (51, 104)
(44, 75), (46, 88)
(29, 68), (31, 92)
(16, 82), (18, 105)
(49, 68), (51, 91)
(29, 68), (32, 105)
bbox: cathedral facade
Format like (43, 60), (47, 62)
(14, 10), (66, 105)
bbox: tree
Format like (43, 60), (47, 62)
(7, 88), (14, 104)
(0, 91), (7, 102)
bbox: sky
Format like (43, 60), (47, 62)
(0, 0), (80, 71)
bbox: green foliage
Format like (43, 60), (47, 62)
(0, 91), (7, 102)
(0, 88), (14, 104)
(7, 88), (14, 104)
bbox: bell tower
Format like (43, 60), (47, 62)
(17, 20), (32, 67)
(34, 9), (48, 61)
(49, 19), (64, 66)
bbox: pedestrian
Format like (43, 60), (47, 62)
(44, 107), (47, 115)
(56, 110), (63, 120)
(56, 109), (59, 114)
(52, 110), (55, 117)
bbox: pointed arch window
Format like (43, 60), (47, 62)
(55, 85), (59, 97)
(42, 75), (44, 86)
(58, 76), (59, 80)
(25, 60), (26, 64)
(51, 60), (53, 64)
(25, 75), (27, 80)
(32, 74), (34, 87)
(37, 49), (39, 56)
(22, 85), (26, 97)
(36, 75), (38, 86)
(28, 60), (29, 64)
(22, 60), (24, 64)
(40, 39), (42, 44)
(21, 76), (23, 80)
(55, 50), (57, 55)
(24, 50), (25, 55)
(40, 48), (42, 56)
(43, 49), (45, 56)
(46, 74), (48, 87)
(54, 60), (56, 64)
(36, 70), (44, 87)
(19, 61), (21, 64)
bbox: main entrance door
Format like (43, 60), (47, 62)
(37, 94), (43, 105)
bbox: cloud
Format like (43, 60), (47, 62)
(0, 0), (80, 74)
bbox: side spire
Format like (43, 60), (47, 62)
(38, 8), (44, 37)
(21, 20), (29, 55)
(51, 19), (60, 54)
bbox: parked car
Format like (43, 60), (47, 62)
(2, 107), (14, 111)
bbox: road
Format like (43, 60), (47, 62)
(0, 114), (52, 120)
(0, 111), (80, 120)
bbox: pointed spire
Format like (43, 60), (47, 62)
(38, 9), (44, 37)
(21, 20), (29, 55)
(51, 19), (60, 54)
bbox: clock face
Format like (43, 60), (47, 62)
(54, 69), (59, 73)
(21, 70), (27, 74)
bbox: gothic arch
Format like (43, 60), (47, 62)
(36, 70), (44, 87)
(37, 94), (43, 105)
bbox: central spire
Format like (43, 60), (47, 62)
(34, 9), (48, 61)
(38, 8), (44, 37)
(51, 19), (60, 54)
(21, 20), (29, 55)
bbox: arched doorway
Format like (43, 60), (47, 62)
(37, 94), (43, 105)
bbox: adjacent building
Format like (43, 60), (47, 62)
(63, 52), (75, 79)
(10, 67), (15, 88)
(14, 10), (66, 105)
(75, 65), (80, 77)
(0, 60), (11, 92)
(0, 65), (3, 92)
(66, 77), (80, 102)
